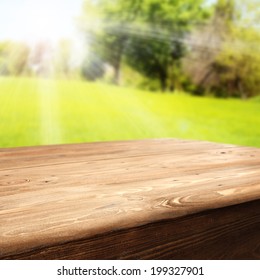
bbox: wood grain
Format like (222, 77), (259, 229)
(0, 139), (260, 259)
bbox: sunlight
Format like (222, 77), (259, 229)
(38, 78), (62, 145)
(13, 0), (80, 44)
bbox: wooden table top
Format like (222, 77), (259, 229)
(0, 139), (260, 258)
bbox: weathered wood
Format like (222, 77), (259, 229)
(0, 139), (260, 259)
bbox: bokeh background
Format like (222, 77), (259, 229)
(0, 0), (259, 148)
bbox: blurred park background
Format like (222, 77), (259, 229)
(0, 0), (259, 148)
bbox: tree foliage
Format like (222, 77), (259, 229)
(214, 27), (260, 98)
(80, 0), (142, 84)
(184, 0), (260, 98)
(81, 0), (209, 90)
(0, 41), (30, 76)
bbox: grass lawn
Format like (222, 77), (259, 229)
(0, 76), (259, 148)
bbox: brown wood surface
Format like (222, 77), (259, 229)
(0, 139), (260, 259)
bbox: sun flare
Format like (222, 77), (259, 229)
(13, 0), (79, 44)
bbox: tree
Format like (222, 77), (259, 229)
(212, 0), (260, 98)
(125, 36), (172, 92)
(80, 0), (208, 90)
(80, 0), (142, 84)
(124, 0), (208, 91)
(214, 27), (260, 98)
(184, 0), (260, 98)
(0, 42), (10, 75)
(8, 42), (31, 76)
(183, 0), (236, 95)
(0, 42), (31, 76)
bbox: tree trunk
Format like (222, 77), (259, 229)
(170, 83), (174, 92)
(238, 80), (247, 100)
(113, 55), (121, 85)
(112, 35), (127, 85)
(169, 61), (175, 92)
(159, 72), (167, 92)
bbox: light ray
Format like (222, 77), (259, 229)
(38, 78), (62, 145)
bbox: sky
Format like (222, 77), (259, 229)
(0, 0), (84, 43)
(0, 0), (220, 44)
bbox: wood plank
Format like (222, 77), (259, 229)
(0, 139), (260, 259)
(2, 200), (259, 260)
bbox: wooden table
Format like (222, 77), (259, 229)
(0, 139), (259, 259)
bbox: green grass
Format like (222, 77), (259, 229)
(0, 76), (260, 148)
